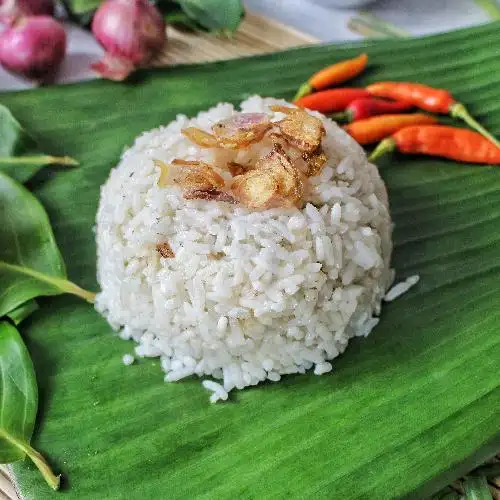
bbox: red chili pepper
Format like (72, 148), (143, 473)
(331, 98), (413, 122)
(344, 113), (437, 145)
(370, 125), (500, 164)
(293, 53), (368, 101)
(367, 82), (500, 147)
(295, 88), (370, 114)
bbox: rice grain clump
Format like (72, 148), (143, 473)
(95, 96), (393, 401)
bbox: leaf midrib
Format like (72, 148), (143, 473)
(6, 207), (24, 267)
(0, 261), (95, 303)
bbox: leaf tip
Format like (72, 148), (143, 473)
(62, 156), (80, 167)
(51, 474), (62, 491)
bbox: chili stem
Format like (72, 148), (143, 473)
(293, 83), (313, 102)
(451, 103), (500, 148)
(330, 111), (349, 122)
(0, 430), (60, 490)
(0, 155), (79, 166)
(369, 138), (396, 162)
(474, 0), (500, 19)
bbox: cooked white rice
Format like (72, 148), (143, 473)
(384, 275), (420, 302)
(95, 96), (394, 399)
(121, 354), (135, 366)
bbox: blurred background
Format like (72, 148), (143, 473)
(0, 0), (496, 90)
(246, 0), (491, 40)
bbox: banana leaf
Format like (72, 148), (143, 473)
(4, 21), (500, 499)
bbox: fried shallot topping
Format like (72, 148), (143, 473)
(153, 159), (172, 187)
(181, 127), (220, 149)
(157, 106), (331, 210)
(156, 242), (175, 258)
(154, 159), (224, 190)
(212, 113), (271, 145)
(208, 251), (225, 260)
(171, 159), (224, 190)
(255, 143), (303, 205)
(231, 169), (281, 210)
(268, 105), (296, 115)
(182, 113), (271, 150)
(302, 150), (328, 177)
(232, 144), (303, 210)
(269, 105), (325, 154)
(183, 188), (237, 203)
(227, 161), (252, 177)
(154, 159), (236, 203)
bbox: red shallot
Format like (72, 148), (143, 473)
(0, 0), (54, 26)
(0, 16), (66, 83)
(91, 0), (166, 81)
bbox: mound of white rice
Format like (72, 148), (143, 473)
(95, 96), (393, 401)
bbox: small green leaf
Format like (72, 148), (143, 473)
(463, 476), (492, 500)
(155, 0), (205, 31)
(0, 321), (36, 463)
(177, 0), (244, 32)
(62, 0), (245, 30)
(7, 300), (39, 325)
(62, 0), (100, 15)
(0, 104), (78, 183)
(0, 321), (60, 490)
(0, 170), (95, 318)
(59, 0), (95, 26)
(164, 9), (204, 31)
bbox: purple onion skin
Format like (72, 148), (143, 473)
(0, 0), (55, 26)
(91, 0), (166, 81)
(0, 16), (66, 83)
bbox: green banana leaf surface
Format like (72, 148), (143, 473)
(4, 22), (500, 499)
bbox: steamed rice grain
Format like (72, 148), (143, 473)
(95, 96), (394, 398)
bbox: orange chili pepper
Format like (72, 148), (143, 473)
(293, 53), (368, 101)
(367, 82), (500, 147)
(344, 113), (437, 145)
(295, 88), (370, 113)
(370, 125), (500, 164)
